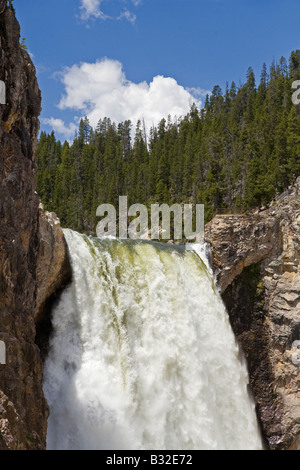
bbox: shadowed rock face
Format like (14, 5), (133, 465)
(205, 178), (300, 450)
(0, 5), (70, 450)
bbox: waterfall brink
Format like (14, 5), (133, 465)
(43, 229), (262, 450)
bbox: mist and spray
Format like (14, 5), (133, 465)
(43, 229), (262, 450)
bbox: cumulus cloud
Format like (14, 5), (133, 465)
(42, 118), (77, 140)
(55, 58), (201, 135)
(80, 0), (107, 20)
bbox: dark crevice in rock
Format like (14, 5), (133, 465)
(35, 278), (72, 363)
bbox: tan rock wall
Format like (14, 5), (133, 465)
(205, 178), (300, 449)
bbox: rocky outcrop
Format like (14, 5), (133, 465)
(36, 205), (71, 323)
(205, 178), (300, 450)
(35, 207), (71, 362)
(0, 4), (70, 450)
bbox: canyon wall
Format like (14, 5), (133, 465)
(0, 3), (70, 450)
(205, 178), (300, 450)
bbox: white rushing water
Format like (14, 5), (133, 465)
(43, 229), (262, 450)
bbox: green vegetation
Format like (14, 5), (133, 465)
(8, 0), (15, 13)
(20, 37), (27, 50)
(36, 52), (300, 234)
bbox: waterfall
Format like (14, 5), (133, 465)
(43, 229), (262, 450)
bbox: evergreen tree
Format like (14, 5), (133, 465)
(35, 51), (300, 236)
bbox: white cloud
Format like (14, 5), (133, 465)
(55, 58), (202, 135)
(42, 118), (77, 139)
(80, 0), (108, 20)
(79, 0), (142, 22)
(187, 87), (212, 99)
(118, 9), (137, 25)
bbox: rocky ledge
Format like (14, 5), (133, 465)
(205, 178), (300, 450)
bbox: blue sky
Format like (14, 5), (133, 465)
(14, 0), (300, 140)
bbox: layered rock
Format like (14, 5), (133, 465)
(0, 4), (70, 450)
(205, 178), (300, 450)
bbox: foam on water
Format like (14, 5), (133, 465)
(43, 229), (262, 450)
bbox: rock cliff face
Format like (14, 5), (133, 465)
(0, 4), (70, 450)
(205, 178), (300, 450)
